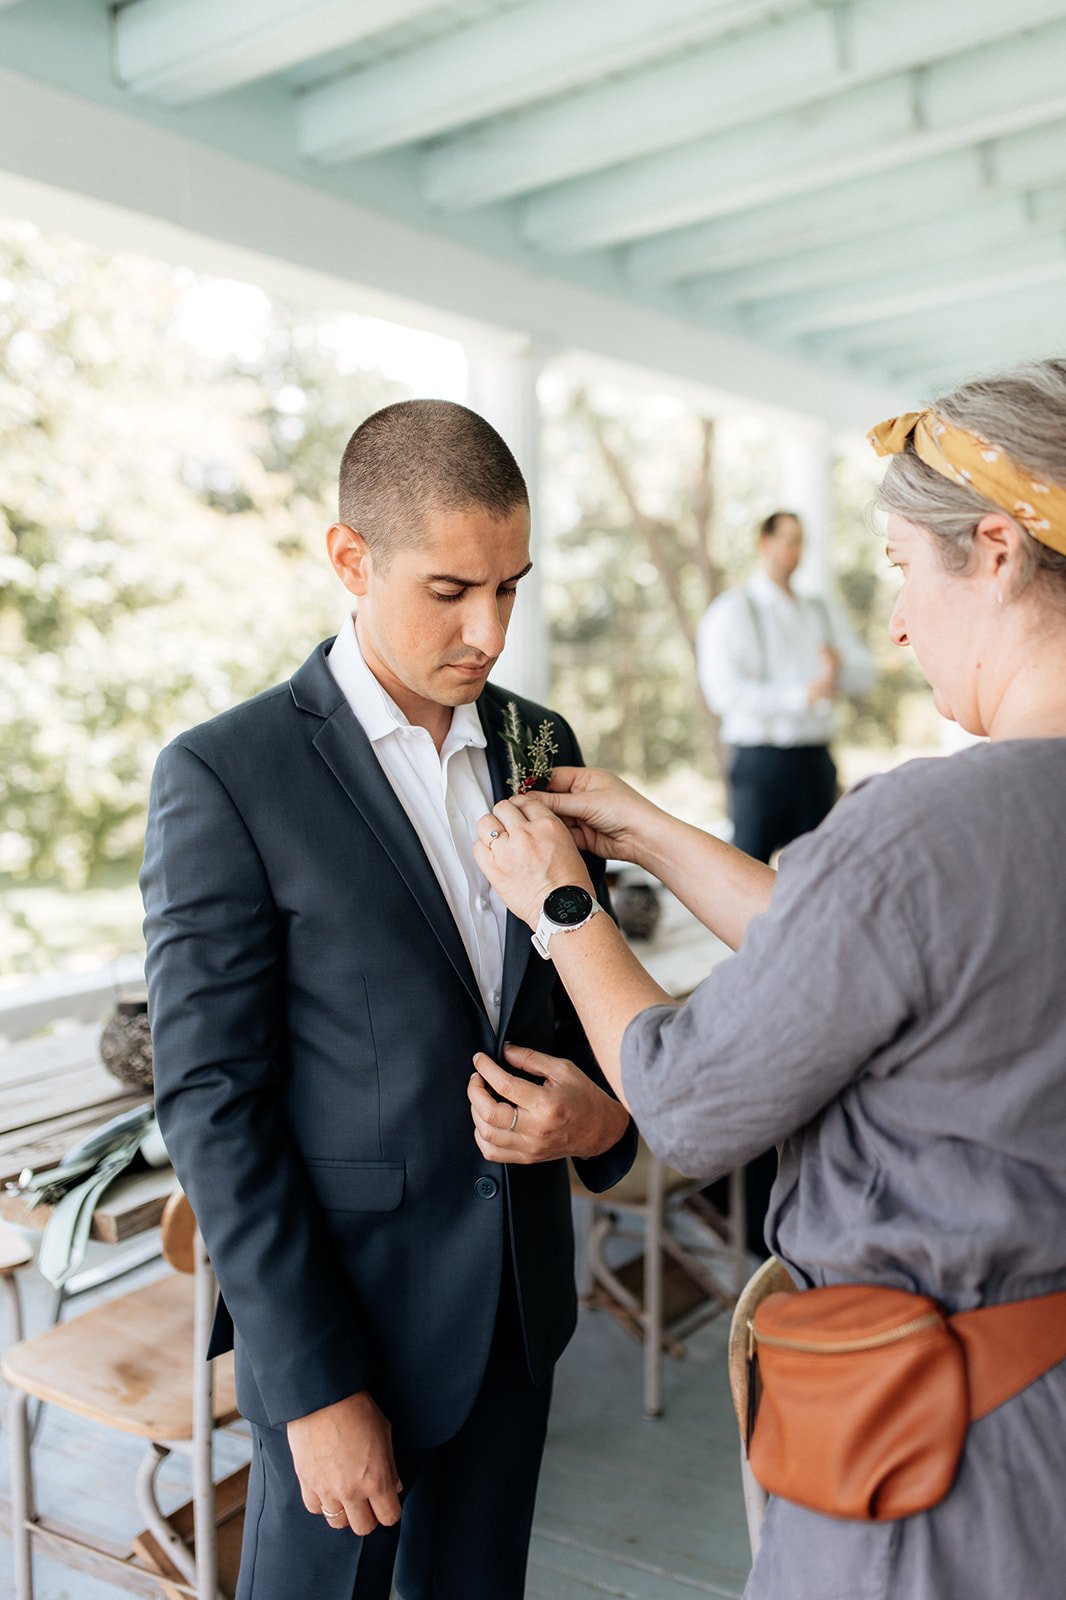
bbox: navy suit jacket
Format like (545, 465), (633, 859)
(141, 640), (636, 1448)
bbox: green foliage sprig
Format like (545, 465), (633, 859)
(502, 701), (558, 795)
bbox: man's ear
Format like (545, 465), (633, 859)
(326, 523), (372, 597)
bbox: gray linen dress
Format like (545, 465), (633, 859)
(622, 739), (1066, 1600)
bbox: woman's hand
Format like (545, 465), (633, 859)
(474, 795), (593, 928)
(538, 766), (664, 866)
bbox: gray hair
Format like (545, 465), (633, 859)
(874, 358), (1066, 600)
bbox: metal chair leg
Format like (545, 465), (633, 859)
(9, 1386), (36, 1600)
(643, 1156), (665, 1419)
(729, 1165), (748, 1298)
(3, 1272), (25, 1345)
(192, 1225), (222, 1600)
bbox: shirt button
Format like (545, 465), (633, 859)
(492, 990), (501, 1006)
(475, 1176), (498, 1199)
(479, 896), (491, 911)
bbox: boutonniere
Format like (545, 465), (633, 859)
(502, 700), (558, 795)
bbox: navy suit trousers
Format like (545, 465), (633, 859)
(235, 1264), (553, 1600)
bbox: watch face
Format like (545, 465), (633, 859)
(544, 885), (594, 926)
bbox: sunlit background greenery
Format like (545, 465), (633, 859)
(1, 220), (934, 978)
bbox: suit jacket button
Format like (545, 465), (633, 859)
(475, 1176), (498, 1199)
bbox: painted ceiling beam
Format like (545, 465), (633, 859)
(881, 331), (1060, 390)
(803, 279), (1066, 367)
(521, 18), (1066, 254)
(863, 324), (1063, 398)
(297, 0), (777, 165)
(423, 0), (1066, 212)
(686, 186), (1066, 312)
(112, 0), (442, 105)
(625, 119), (1066, 284)
(747, 235), (1066, 340)
(0, 63), (903, 433)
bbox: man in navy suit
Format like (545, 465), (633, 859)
(141, 399), (635, 1600)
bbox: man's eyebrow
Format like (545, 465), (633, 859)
(426, 562), (533, 586)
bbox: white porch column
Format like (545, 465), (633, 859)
(464, 338), (549, 701)
(778, 418), (835, 597)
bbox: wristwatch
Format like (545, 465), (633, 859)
(531, 885), (604, 960)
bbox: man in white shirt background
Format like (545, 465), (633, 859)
(697, 509), (874, 863)
(696, 507), (874, 1252)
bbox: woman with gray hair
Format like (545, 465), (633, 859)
(467, 359), (1066, 1599)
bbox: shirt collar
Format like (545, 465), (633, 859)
(749, 569), (796, 607)
(326, 615), (487, 754)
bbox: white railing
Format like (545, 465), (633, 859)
(0, 954), (146, 1043)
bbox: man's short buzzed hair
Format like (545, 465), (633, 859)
(338, 399), (529, 567)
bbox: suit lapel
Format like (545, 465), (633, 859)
(478, 689), (533, 1043)
(292, 643), (487, 1019)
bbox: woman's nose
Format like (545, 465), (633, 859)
(888, 594), (908, 648)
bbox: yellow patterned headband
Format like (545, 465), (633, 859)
(868, 410), (1066, 558)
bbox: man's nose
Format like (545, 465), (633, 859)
(463, 598), (507, 658)
(888, 595), (908, 647)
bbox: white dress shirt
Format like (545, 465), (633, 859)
(326, 617), (506, 1028)
(697, 570), (875, 749)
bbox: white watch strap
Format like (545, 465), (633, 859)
(531, 897), (603, 960)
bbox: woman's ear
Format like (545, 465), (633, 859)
(326, 523), (371, 597)
(972, 512), (1025, 595)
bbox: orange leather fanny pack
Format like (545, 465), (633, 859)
(747, 1284), (1066, 1521)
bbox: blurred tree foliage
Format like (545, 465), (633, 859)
(541, 376), (911, 783)
(0, 223), (402, 889)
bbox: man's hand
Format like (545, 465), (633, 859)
(469, 1044), (630, 1163)
(286, 1391), (403, 1536)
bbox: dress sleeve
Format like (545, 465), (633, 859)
(620, 811), (928, 1179)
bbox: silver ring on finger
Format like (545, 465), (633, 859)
(508, 1104), (519, 1133)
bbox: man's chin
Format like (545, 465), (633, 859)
(430, 674), (487, 707)
(448, 680), (486, 705)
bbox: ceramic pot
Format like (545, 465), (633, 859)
(99, 994), (154, 1090)
(615, 883), (661, 941)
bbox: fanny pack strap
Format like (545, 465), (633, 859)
(951, 1288), (1066, 1422)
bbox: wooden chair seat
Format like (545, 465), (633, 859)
(2, 1271), (238, 1440)
(6, 1189), (244, 1599)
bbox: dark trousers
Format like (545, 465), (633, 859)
(728, 743), (838, 867)
(727, 743), (837, 1254)
(236, 1266), (553, 1600)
